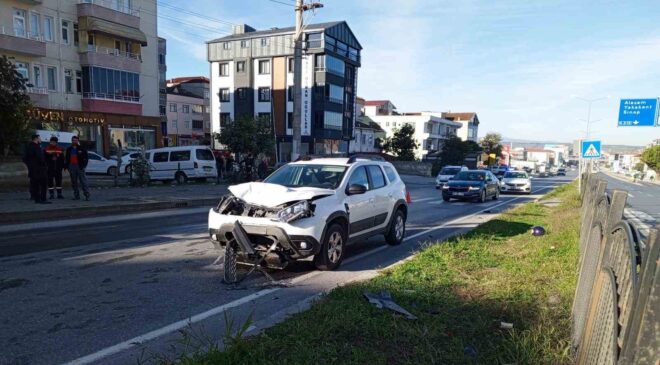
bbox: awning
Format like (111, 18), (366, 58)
(79, 16), (147, 45)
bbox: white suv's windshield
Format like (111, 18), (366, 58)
(504, 172), (528, 179)
(264, 164), (347, 189)
(440, 167), (461, 175)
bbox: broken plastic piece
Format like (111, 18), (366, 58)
(363, 291), (417, 320)
(500, 321), (513, 329)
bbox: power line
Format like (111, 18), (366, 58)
(268, 0), (296, 6)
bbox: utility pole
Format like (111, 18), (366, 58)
(292, 0), (323, 161)
(574, 96), (607, 191)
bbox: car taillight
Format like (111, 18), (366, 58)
(405, 188), (411, 203)
(194, 162), (199, 168)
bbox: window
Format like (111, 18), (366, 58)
(222, 42), (231, 50)
(153, 152), (169, 162)
(237, 88), (247, 100)
(327, 83), (344, 104)
(203, 90), (210, 99)
(33, 65), (43, 87)
(257, 113), (271, 122)
(315, 54), (325, 71)
(46, 66), (57, 91)
(347, 166), (369, 190)
(196, 149), (214, 161)
(61, 20), (70, 44)
(288, 85), (294, 102)
(170, 150), (190, 162)
(192, 105), (203, 114)
(184, 121), (191, 129)
(336, 41), (348, 56)
(88, 153), (101, 161)
(88, 33), (95, 46)
(240, 40), (249, 48)
(220, 113), (230, 127)
(349, 47), (359, 62)
(73, 23), (79, 46)
(192, 120), (203, 129)
(307, 32), (323, 48)
(219, 63), (229, 76)
(287, 112), (293, 129)
(171, 120), (177, 129)
(219, 88), (230, 102)
(114, 40), (121, 52)
(324, 111), (342, 130)
(64, 69), (73, 93)
(159, 54), (165, 65)
(236, 61), (245, 73)
(169, 103), (177, 112)
(29, 12), (40, 39)
(182, 104), (190, 113)
(288, 57), (294, 73)
(75, 70), (82, 93)
(13, 9), (26, 38)
(258, 87), (271, 102)
(367, 165), (386, 189)
(15, 62), (29, 80)
(265, 164), (347, 189)
(383, 166), (399, 183)
(43, 16), (53, 41)
(205, 121), (210, 129)
(258, 60), (270, 74)
(326, 55), (345, 76)
(260, 38), (269, 47)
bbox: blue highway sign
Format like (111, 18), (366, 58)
(618, 98), (659, 127)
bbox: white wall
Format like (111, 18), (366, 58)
(210, 60), (234, 138)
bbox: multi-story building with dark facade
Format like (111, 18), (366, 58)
(1, 0), (161, 156)
(207, 21), (362, 162)
(158, 37), (167, 145)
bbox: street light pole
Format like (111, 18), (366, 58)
(292, 0), (322, 162)
(574, 96), (607, 191)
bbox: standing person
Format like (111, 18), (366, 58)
(44, 136), (65, 199)
(23, 134), (50, 204)
(64, 136), (90, 201)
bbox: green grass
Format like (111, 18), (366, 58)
(169, 183), (581, 365)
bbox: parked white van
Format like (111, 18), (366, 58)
(146, 146), (217, 183)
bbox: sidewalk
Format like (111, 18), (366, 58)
(0, 181), (227, 224)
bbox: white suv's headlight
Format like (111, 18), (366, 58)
(442, 184), (450, 189)
(277, 200), (312, 223)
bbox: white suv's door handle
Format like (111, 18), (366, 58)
(369, 198), (375, 203)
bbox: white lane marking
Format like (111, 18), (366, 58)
(412, 197), (435, 203)
(59, 184), (555, 365)
(628, 193), (635, 198)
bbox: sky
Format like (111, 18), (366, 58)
(158, 0), (660, 146)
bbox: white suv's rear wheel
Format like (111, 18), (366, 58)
(314, 224), (345, 271)
(386, 209), (406, 245)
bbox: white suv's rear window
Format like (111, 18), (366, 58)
(383, 165), (399, 182)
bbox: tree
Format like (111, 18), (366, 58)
(0, 55), (32, 159)
(215, 115), (274, 158)
(640, 145), (660, 172)
(382, 124), (419, 161)
(480, 133), (503, 166)
(438, 136), (482, 166)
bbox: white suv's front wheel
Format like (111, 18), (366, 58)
(314, 224), (345, 271)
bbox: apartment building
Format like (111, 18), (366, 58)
(0, 0), (161, 156)
(370, 112), (461, 160)
(364, 100), (397, 116)
(158, 36), (167, 144)
(166, 77), (211, 146)
(207, 21), (362, 162)
(441, 112), (479, 142)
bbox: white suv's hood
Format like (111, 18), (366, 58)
(228, 182), (334, 207)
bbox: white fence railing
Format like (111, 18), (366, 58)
(85, 45), (141, 61)
(78, 0), (140, 17)
(0, 26), (45, 42)
(83, 92), (140, 103)
(27, 86), (48, 95)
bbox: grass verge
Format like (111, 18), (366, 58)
(171, 182), (580, 365)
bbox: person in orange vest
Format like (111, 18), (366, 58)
(44, 136), (65, 199)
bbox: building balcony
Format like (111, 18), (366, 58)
(26, 86), (48, 108)
(16, 0), (43, 4)
(79, 45), (141, 72)
(0, 27), (46, 57)
(77, 1), (140, 29)
(82, 93), (141, 115)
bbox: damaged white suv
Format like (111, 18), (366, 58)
(208, 156), (408, 281)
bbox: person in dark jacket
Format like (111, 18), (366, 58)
(64, 136), (90, 201)
(23, 134), (51, 204)
(44, 136), (65, 199)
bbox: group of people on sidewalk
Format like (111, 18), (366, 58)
(23, 134), (91, 204)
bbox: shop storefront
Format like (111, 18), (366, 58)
(27, 107), (162, 157)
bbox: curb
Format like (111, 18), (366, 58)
(0, 198), (219, 225)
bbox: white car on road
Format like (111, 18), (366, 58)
(500, 171), (532, 194)
(208, 156), (408, 282)
(87, 151), (121, 176)
(435, 165), (467, 189)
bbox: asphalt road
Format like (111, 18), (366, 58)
(0, 173), (575, 365)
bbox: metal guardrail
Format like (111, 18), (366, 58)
(0, 26), (44, 42)
(571, 166), (659, 364)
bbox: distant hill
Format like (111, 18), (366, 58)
(500, 138), (644, 155)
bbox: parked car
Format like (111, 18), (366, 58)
(109, 152), (141, 174)
(442, 170), (500, 202)
(86, 152), (121, 176)
(500, 171), (532, 194)
(435, 165), (468, 189)
(147, 146), (218, 183)
(208, 156), (408, 280)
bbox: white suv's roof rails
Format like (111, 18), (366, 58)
(347, 155), (385, 164)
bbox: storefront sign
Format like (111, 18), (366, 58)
(27, 108), (106, 125)
(300, 53), (312, 136)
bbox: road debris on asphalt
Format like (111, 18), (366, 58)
(363, 290), (417, 320)
(531, 225), (546, 236)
